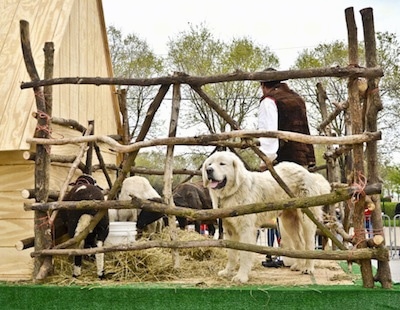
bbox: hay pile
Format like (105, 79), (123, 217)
(45, 228), (354, 287)
(46, 227), (227, 286)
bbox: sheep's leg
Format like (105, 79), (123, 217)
(72, 214), (92, 277)
(73, 239), (85, 277)
(95, 240), (105, 279)
(94, 215), (109, 279)
(195, 221), (201, 234)
(208, 223), (216, 236)
(73, 256), (82, 277)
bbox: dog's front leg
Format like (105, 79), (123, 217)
(218, 248), (237, 278)
(232, 250), (254, 283)
(218, 224), (237, 278)
(232, 223), (257, 283)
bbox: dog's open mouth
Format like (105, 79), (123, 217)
(208, 177), (227, 189)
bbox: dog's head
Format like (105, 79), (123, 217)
(202, 151), (245, 197)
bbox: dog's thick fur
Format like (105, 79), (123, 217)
(202, 151), (330, 283)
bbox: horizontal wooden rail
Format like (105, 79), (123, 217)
(20, 66), (384, 88)
(26, 130), (381, 153)
(24, 183), (381, 220)
(30, 239), (389, 262)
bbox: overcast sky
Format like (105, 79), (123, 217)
(102, 0), (400, 162)
(102, 0), (399, 69)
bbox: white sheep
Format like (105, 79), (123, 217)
(109, 176), (164, 235)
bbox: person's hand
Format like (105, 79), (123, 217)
(260, 162), (267, 172)
(307, 162), (316, 172)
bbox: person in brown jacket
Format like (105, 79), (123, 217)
(258, 68), (316, 170)
(258, 68), (316, 267)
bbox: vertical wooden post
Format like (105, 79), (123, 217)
(73, 85), (171, 247)
(33, 42), (55, 280)
(345, 7), (374, 288)
(360, 7), (392, 288)
(316, 82), (338, 249)
(117, 88), (130, 164)
(107, 84), (170, 200)
(20, 20), (54, 280)
(117, 89), (130, 144)
(164, 75), (181, 268)
(85, 120), (94, 174)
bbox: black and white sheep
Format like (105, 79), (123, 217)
(170, 181), (219, 236)
(137, 181), (223, 238)
(59, 174), (109, 278)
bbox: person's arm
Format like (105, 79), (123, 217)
(258, 97), (278, 161)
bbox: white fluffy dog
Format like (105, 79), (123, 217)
(202, 151), (330, 283)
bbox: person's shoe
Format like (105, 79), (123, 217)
(262, 257), (284, 268)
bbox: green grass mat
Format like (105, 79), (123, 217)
(1, 261), (399, 310)
(1, 282), (399, 310)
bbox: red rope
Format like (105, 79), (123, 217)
(373, 228), (384, 236)
(368, 87), (380, 95)
(35, 214), (50, 229)
(350, 171), (367, 204)
(35, 110), (52, 135)
(34, 110), (52, 153)
(352, 228), (368, 247)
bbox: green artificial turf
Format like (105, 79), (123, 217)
(1, 262), (399, 310)
(1, 282), (399, 310)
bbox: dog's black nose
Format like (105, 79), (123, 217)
(206, 167), (214, 178)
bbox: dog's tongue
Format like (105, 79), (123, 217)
(209, 181), (220, 189)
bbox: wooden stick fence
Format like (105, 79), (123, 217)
(18, 6), (392, 289)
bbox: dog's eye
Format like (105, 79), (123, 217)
(219, 162), (226, 166)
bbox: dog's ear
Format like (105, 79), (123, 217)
(210, 192), (219, 209)
(232, 156), (243, 186)
(202, 162), (209, 187)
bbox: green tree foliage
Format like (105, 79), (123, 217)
(135, 151), (204, 191)
(291, 40), (357, 133)
(167, 24), (279, 136)
(375, 32), (400, 161)
(291, 32), (400, 165)
(107, 26), (165, 141)
(380, 165), (400, 201)
(108, 23), (400, 181)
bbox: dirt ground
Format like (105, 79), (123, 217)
(248, 256), (354, 286)
(46, 229), (357, 287)
(166, 255), (355, 287)
(48, 252), (356, 288)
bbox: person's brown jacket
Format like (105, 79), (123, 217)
(262, 83), (315, 167)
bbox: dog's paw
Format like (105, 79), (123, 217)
(231, 273), (249, 283)
(301, 267), (314, 275)
(218, 269), (234, 278)
(282, 256), (295, 267)
(290, 263), (300, 271)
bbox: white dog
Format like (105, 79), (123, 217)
(202, 151), (330, 283)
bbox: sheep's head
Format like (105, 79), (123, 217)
(69, 174), (102, 189)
